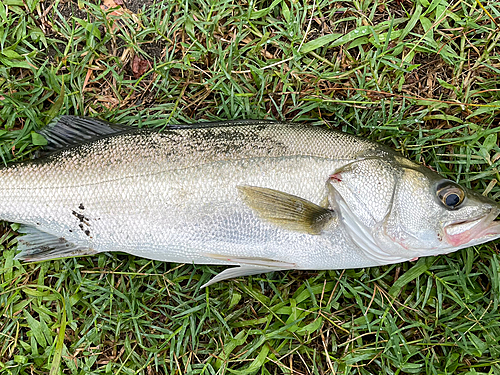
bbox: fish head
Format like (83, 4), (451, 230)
(328, 156), (500, 263)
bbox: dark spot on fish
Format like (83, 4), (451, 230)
(79, 203), (85, 210)
(69, 229), (73, 233)
(72, 210), (85, 222)
(58, 237), (66, 243)
(79, 223), (84, 229)
(72, 210), (90, 226)
(84, 230), (90, 236)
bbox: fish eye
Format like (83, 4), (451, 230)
(436, 181), (465, 210)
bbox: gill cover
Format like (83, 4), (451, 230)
(327, 157), (410, 263)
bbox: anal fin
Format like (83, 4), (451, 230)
(15, 225), (97, 261)
(204, 253), (296, 268)
(201, 253), (296, 287)
(202, 266), (285, 288)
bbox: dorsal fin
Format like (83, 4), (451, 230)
(37, 115), (134, 154)
(37, 117), (282, 154)
(165, 119), (280, 129)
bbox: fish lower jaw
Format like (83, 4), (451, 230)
(444, 212), (500, 247)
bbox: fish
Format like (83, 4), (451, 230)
(2, 115), (500, 287)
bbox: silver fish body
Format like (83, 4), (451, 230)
(2, 116), (499, 285)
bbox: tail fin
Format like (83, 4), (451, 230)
(15, 225), (97, 261)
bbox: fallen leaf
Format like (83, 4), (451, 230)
(131, 55), (152, 79)
(101, 0), (121, 11)
(100, 0), (140, 32)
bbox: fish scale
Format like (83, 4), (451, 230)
(3, 116), (500, 286)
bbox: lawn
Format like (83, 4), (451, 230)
(1, 0), (500, 373)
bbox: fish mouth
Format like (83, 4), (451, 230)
(444, 207), (500, 247)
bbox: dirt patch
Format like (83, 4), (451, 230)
(57, 0), (88, 21)
(140, 39), (166, 61)
(125, 0), (154, 14)
(402, 53), (454, 99)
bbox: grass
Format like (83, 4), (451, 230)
(1, 0), (500, 373)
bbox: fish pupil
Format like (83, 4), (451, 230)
(446, 193), (460, 207)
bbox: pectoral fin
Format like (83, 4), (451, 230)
(237, 185), (335, 234)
